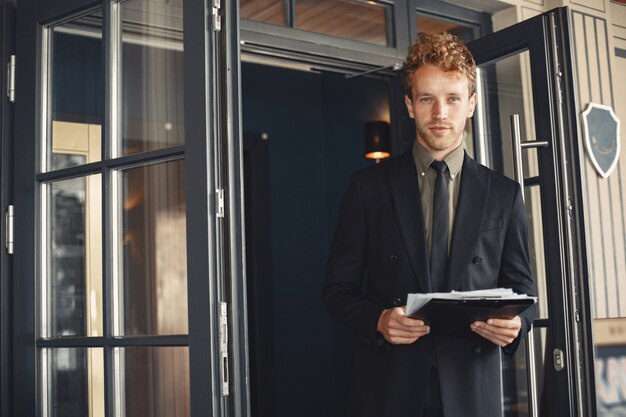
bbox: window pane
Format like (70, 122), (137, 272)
(47, 13), (104, 172)
(45, 348), (104, 417)
(240, 0), (285, 26)
(295, 0), (389, 46)
(502, 327), (548, 417)
(118, 160), (187, 335)
(118, 347), (189, 417)
(46, 175), (103, 338)
(416, 14), (476, 43)
(476, 52), (546, 319)
(121, 0), (184, 156)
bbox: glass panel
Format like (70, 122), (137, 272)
(416, 14), (476, 43)
(45, 348), (104, 417)
(46, 175), (103, 338)
(120, 0), (185, 156)
(47, 13), (104, 171)
(118, 347), (190, 417)
(593, 318), (626, 415)
(476, 51), (546, 319)
(118, 160), (187, 336)
(502, 326), (549, 417)
(295, 0), (389, 46)
(240, 0), (285, 26)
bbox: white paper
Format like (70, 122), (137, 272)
(405, 288), (536, 317)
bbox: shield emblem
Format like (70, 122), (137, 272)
(582, 103), (621, 178)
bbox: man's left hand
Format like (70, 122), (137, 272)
(470, 316), (521, 347)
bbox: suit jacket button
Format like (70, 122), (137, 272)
(390, 254), (399, 262)
(472, 256), (482, 265)
(393, 297), (402, 306)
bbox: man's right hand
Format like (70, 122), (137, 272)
(377, 307), (430, 345)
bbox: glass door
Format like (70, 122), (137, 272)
(12, 0), (233, 416)
(468, 7), (589, 417)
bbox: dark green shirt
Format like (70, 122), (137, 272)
(412, 140), (465, 255)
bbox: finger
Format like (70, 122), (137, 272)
(474, 322), (520, 338)
(393, 307), (427, 326)
(485, 318), (521, 329)
(388, 322), (430, 334)
(386, 326), (430, 338)
(397, 317), (426, 328)
(471, 323), (517, 345)
(471, 327), (512, 346)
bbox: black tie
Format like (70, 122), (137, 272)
(430, 161), (448, 292)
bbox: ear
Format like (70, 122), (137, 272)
(404, 95), (415, 119)
(467, 92), (478, 118)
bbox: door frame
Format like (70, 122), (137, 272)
(12, 0), (228, 416)
(468, 7), (592, 417)
(0, 1), (15, 417)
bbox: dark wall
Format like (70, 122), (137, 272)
(241, 62), (391, 417)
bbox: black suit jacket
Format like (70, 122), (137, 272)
(324, 150), (536, 417)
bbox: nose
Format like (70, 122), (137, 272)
(432, 100), (448, 120)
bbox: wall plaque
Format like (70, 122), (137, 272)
(582, 103), (621, 178)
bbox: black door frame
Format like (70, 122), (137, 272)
(468, 7), (592, 417)
(0, 1), (15, 417)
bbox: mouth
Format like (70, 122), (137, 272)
(429, 126), (451, 134)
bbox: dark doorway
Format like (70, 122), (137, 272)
(241, 61), (394, 417)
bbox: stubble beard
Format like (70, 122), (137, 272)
(416, 126), (463, 153)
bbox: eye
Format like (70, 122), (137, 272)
(419, 97), (432, 103)
(449, 96), (461, 103)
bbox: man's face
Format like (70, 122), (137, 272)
(404, 65), (477, 158)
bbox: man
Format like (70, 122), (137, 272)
(323, 32), (536, 417)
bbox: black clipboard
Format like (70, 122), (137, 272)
(407, 298), (535, 338)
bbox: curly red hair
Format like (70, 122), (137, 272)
(401, 32), (476, 97)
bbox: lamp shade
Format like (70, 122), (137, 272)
(364, 121), (391, 160)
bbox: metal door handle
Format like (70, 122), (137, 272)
(509, 114), (550, 197)
(510, 113), (549, 417)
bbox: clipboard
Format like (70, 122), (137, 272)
(407, 297), (535, 338)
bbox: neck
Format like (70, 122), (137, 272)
(416, 137), (463, 161)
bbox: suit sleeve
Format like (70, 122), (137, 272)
(498, 183), (537, 356)
(323, 173), (384, 345)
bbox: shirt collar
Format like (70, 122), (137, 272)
(412, 140), (465, 180)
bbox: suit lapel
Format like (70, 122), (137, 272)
(388, 151), (432, 292)
(447, 155), (490, 291)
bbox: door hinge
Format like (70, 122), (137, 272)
(6, 205), (14, 254)
(216, 188), (225, 218)
(7, 55), (15, 103)
(211, 0), (221, 32)
(219, 301), (230, 396)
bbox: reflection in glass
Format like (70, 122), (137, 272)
(47, 175), (103, 337)
(240, 0), (285, 26)
(121, 0), (184, 156)
(295, 0), (389, 46)
(416, 14), (476, 43)
(45, 348), (104, 417)
(477, 51), (546, 319)
(593, 318), (626, 416)
(48, 13), (104, 171)
(502, 326), (549, 417)
(119, 160), (187, 335)
(119, 347), (190, 417)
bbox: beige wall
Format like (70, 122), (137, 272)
(568, 0), (626, 319)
